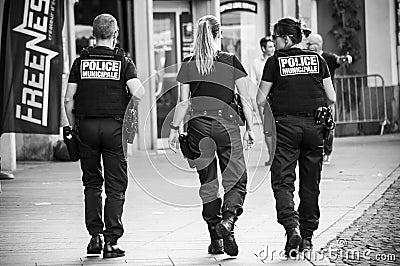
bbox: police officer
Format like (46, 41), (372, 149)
(256, 17), (336, 256)
(168, 15), (254, 256)
(64, 14), (144, 258)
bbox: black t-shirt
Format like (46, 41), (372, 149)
(176, 51), (247, 110)
(68, 46), (138, 84)
(322, 52), (340, 80)
(261, 48), (330, 114)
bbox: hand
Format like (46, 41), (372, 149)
(243, 129), (255, 150)
(346, 54), (353, 64)
(264, 135), (274, 166)
(168, 129), (179, 153)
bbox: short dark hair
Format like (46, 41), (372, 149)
(93, 14), (118, 40)
(274, 17), (302, 44)
(260, 36), (273, 48)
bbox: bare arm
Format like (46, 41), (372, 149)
(235, 76), (254, 131)
(171, 83), (190, 127)
(257, 80), (273, 108)
(248, 78), (259, 115)
(168, 83), (190, 152)
(126, 78), (145, 100)
(323, 77), (336, 106)
(64, 83), (77, 127)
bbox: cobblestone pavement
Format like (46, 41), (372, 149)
(324, 175), (400, 265)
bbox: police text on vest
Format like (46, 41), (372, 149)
(278, 55), (319, 76)
(80, 60), (121, 80)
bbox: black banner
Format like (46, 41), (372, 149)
(0, 0), (64, 134)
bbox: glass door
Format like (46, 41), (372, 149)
(153, 12), (179, 139)
(153, 2), (192, 144)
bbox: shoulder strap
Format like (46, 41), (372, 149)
(113, 47), (128, 89)
(80, 46), (94, 59)
(113, 47), (125, 59)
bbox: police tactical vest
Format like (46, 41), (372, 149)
(271, 49), (326, 114)
(74, 47), (130, 117)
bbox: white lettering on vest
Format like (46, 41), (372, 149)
(278, 55), (320, 76)
(80, 59), (121, 80)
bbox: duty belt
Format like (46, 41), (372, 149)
(192, 109), (224, 117)
(76, 115), (124, 120)
(274, 112), (314, 117)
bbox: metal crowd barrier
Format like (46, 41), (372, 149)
(333, 74), (389, 135)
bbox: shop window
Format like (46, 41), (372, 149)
(220, 0), (266, 70)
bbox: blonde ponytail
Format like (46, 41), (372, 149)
(193, 16), (220, 75)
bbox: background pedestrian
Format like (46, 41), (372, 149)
(307, 33), (352, 163)
(249, 37), (275, 120)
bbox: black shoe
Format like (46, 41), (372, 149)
(208, 239), (224, 254)
(299, 237), (313, 252)
(87, 234), (103, 254)
(103, 242), (125, 258)
(215, 217), (238, 256)
(284, 227), (302, 258)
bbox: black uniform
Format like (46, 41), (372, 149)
(176, 51), (248, 239)
(68, 46), (137, 244)
(321, 52), (340, 156)
(261, 48), (330, 238)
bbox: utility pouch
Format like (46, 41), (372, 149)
(62, 126), (80, 161)
(314, 107), (336, 140)
(223, 93), (245, 126)
(229, 93), (245, 126)
(178, 133), (196, 168)
(124, 100), (139, 144)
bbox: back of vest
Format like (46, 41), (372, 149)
(74, 47), (130, 117)
(271, 48), (326, 114)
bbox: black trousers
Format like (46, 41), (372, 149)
(77, 118), (128, 243)
(271, 115), (323, 237)
(187, 116), (247, 239)
(323, 130), (334, 155)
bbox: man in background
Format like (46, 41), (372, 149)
(250, 37), (275, 120)
(307, 33), (352, 164)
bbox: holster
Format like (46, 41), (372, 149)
(62, 126), (80, 161)
(178, 133), (196, 168)
(314, 107), (335, 140)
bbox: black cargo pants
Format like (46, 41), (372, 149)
(271, 115), (324, 237)
(77, 117), (128, 244)
(187, 116), (247, 239)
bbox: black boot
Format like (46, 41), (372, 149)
(208, 239), (224, 254)
(103, 242), (125, 258)
(299, 237), (313, 252)
(284, 227), (302, 258)
(207, 225), (224, 254)
(87, 234), (103, 254)
(215, 216), (238, 256)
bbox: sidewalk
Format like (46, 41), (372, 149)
(0, 130), (399, 265)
